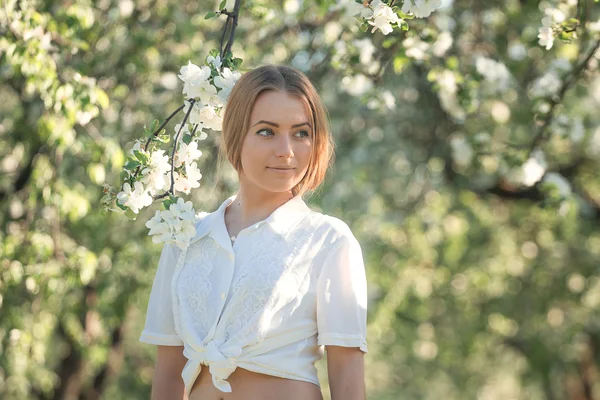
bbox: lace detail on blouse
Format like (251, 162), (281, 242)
(177, 237), (219, 338)
(222, 221), (314, 346)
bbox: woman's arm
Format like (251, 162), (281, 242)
(326, 345), (366, 400)
(151, 345), (189, 400)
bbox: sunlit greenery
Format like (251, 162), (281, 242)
(1, 0), (600, 399)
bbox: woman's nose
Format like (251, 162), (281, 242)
(274, 135), (293, 158)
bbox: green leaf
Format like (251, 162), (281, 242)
(205, 12), (217, 19)
(154, 129), (170, 143)
(182, 134), (193, 145)
(562, 18), (579, 27)
(219, 0), (227, 9)
(150, 119), (159, 132)
(232, 58), (243, 68)
(446, 56), (459, 70)
(393, 55), (409, 74)
(162, 194), (178, 210)
(559, 31), (574, 41)
(427, 70), (438, 82)
(115, 200), (128, 211)
(123, 160), (141, 170)
(133, 150), (149, 164)
(397, 11), (415, 20)
(95, 88), (109, 109)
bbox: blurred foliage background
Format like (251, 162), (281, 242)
(1, 0), (600, 399)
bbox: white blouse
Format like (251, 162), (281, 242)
(139, 194), (368, 397)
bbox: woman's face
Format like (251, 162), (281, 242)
(239, 90), (313, 195)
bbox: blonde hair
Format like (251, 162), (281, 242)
(220, 64), (334, 197)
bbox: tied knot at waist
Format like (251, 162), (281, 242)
(182, 340), (243, 394)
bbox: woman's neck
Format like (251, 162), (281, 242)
(226, 185), (295, 229)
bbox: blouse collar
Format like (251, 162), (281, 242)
(191, 193), (311, 248)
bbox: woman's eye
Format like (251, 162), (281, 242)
(256, 129), (274, 137)
(257, 129), (310, 138)
(295, 130), (310, 138)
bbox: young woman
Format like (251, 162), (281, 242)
(139, 65), (368, 400)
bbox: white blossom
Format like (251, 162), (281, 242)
(432, 31), (453, 57)
(401, 0), (443, 19)
(549, 58), (572, 74)
(381, 90), (396, 110)
(529, 71), (562, 98)
(403, 36), (431, 61)
(437, 70), (458, 94)
(198, 105), (223, 131)
(543, 7), (566, 24)
(174, 141), (203, 168)
(341, 74), (373, 96)
(173, 162), (202, 195)
(537, 6), (565, 50)
(145, 211), (172, 243)
(521, 149), (547, 186)
(141, 149), (171, 195)
(169, 197), (196, 221)
(507, 41), (527, 61)
(178, 61), (210, 83)
(145, 199), (198, 248)
(353, 38), (376, 65)
(178, 61), (216, 103)
(185, 162), (203, 188)
(116, 181), (153, 214)
(538, 26), (554, 50)
(543, 172), (572, 197)
(475, 56), (512, 91)
(435, 70), (465, 120)
(183, 100), (204, 126)
(214, 67), (241, 104)
(368, 0), (402, 35)
(207, 55), (222, 70)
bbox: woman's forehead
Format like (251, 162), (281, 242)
(250, 91), (311, 125)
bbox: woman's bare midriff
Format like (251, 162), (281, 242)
(189, 365), (324, 400)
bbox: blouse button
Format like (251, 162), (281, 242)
(220, 292), (226, 300)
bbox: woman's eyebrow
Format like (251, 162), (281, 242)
(252, 120), (312, 129)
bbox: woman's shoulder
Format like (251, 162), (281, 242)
(303, 208), (358, 244)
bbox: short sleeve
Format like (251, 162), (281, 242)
(316, 235), (368, 353)
(139, 243), (184, 346)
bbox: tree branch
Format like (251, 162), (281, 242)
(220, 0), (242, 59)
(528, 39), (600, 156)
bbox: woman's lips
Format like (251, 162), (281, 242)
(267, 167), (295, 172)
